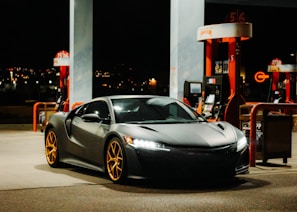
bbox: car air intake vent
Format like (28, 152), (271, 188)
(174, 143), (237, 153)
(139, 126), (158, 132)
(217, 123), (225, 130)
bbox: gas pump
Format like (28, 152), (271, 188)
(202, 75), (230, 120)
(197, 22), (252, 127)
(53, 50), (70, 112)
(183, 81), (202, 108)
(267, 58), (297, 103)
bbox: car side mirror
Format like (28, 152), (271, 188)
(82, 113), (111, 124)
(81, 113), (101, 122)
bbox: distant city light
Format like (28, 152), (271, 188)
(149, 78), (157, 87)
(0, 64), (168, 105)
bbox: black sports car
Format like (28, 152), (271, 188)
(44, 95), (249, 184)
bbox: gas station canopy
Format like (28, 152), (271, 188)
(197, 22), (253, 42)
(268, 64), (297, 72)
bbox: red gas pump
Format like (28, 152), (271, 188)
(53, 50), (70, 112)
(268, 58), (297, 103)
(197, 22), (252, 127)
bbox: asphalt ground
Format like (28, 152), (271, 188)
(0, 125), (297, 212)
(0, 124), (297, 191)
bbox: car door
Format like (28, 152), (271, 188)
(69, 100), (110, 165)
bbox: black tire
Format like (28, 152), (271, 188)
(45, 128), (61, 168)
(105, 137), (127, 184)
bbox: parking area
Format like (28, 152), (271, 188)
(0, 128), (110, 191)
(0, 126), (297, 190)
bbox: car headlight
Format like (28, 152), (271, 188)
(124, 136), (170, 151)
(237, 136), (248, 152)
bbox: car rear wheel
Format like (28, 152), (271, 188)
(45, 128), (60, 167)
(105, 137), (127, 184)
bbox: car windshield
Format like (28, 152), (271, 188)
(112, 97), (206, 124)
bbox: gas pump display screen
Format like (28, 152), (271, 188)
(207, 78), (216, 84)
(190, 83), (201, 94)
(205, 94), (215, 104)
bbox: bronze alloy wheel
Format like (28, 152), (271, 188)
(45, 129), (60, 167)
(106, 137), (126, 183)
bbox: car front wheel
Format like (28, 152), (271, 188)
(45, 128), (60, 167)
(105, 137), (127, 184)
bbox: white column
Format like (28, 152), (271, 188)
(170, 0), (205, 100)
(69, 0), (93, 107)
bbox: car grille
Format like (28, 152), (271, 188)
(136, 142), (247, 178)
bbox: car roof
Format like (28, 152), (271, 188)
(92, 95), (170, 101)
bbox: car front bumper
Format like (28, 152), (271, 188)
(125, 143), (249, 180)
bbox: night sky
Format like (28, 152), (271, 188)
(93, 1), (170, 75)
(0, 0), (170, 75)
(0, 0), (69, 69)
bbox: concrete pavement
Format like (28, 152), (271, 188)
(0, 125), (296, 191)
(0, 128), (110, 191)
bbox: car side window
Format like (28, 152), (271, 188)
(75, 104), (88, 117)
(85, 101), (110, 118)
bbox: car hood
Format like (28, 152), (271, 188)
(120, 121), (238, 147)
